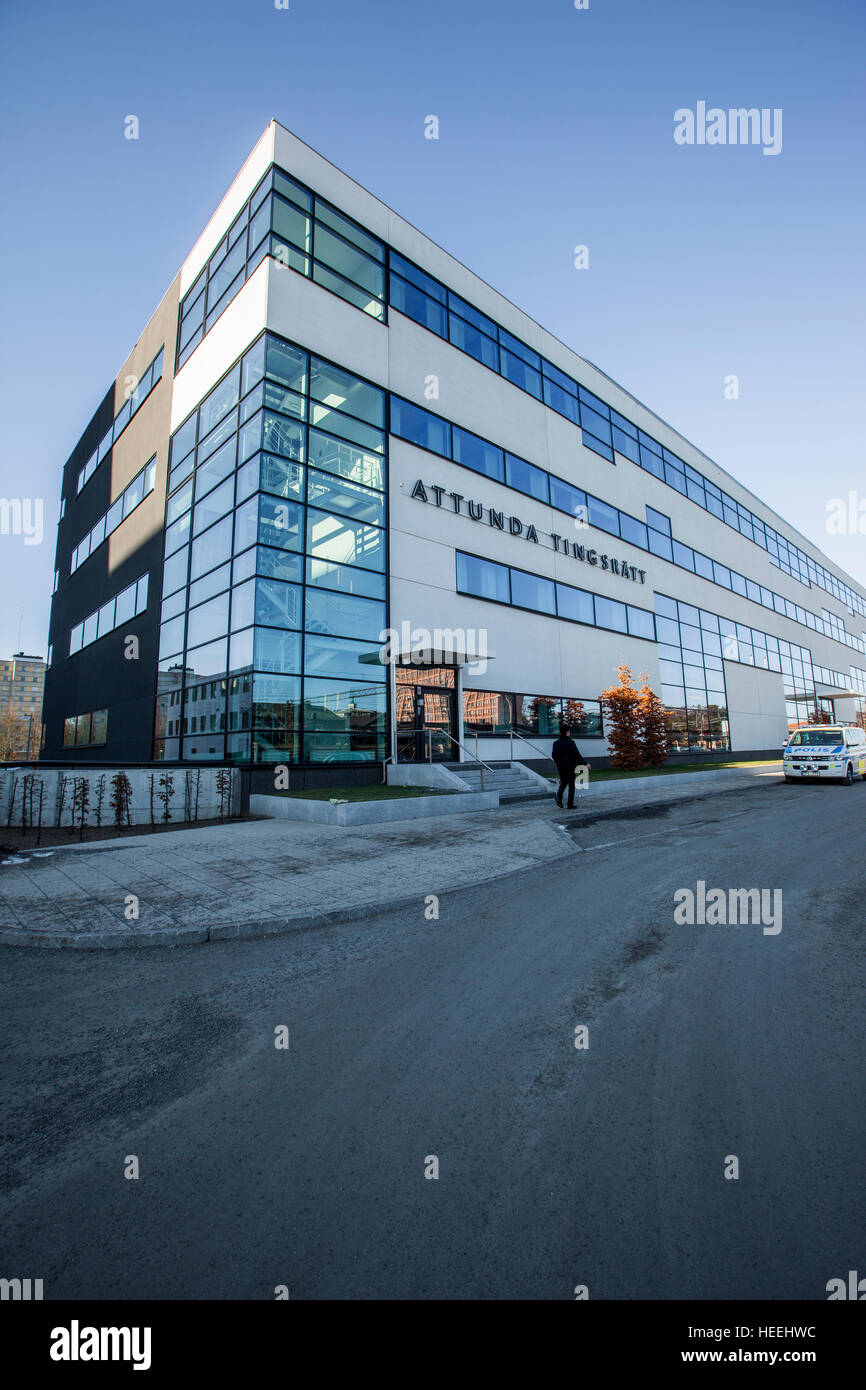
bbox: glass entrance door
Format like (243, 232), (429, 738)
(396, 666), (457, 761)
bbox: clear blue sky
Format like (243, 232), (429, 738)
(1, 0), (864, 658)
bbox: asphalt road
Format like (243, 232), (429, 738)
(1, 778), (864, 1300)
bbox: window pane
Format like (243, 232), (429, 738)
(259, 454), (304, 500)
(252, 627), (301, 673)
(166, 481), (192, 529)
(648, 531), (673, 562)
(627, 606), (656, 640)
(116, 582), (137, 624)
(389, 252), (446, 300)
(160, 616), (185, 659)
(389, 274), (447, 335)
(580, 404), (612, 442)
(265, 337), (307, 393)
(305, 588), (386, 640)
(452, 427), (505, 482)
(619, 514), (648, 549)
(390, 397), (450, 455)
(315, 200), (382, 259)
(256, 495), (304, 552)
(314, 224), (384, 298)
(448, 313), (498, 369)
(254, 577), (303, 629)
(499, 350), (541, 399)
(308, 430), (385, 490)
(193, 476), (234, 536)
(542, 379), (580, 425)
(165, 512), (191, 556)
(612, 426), (640, 463)
(122, 475), (144, 517)
(187, 593), (229, 648)
(594, 595), (628, 633)
(162, 543), (188, 597)
(255, 545), (304, 583)
(309, 359), (384, 427)
(456, 552), (509, 602)
(199, 367), (240, 439)
(262, 411), (304, 462)
(191, 514), (233, 580)
(105, 498), (123, 536)
(306, 470), (385, 525)
(500, 330), (541, 370)
(506, 453), (549, 502)
(510, 568), (556, 615)
(313, 260), (384, 317)
(556, 584), (594, 624)
(306, 557), (386, 599)
(306, 507), (384, 570)
(514, 695), (560, 736)
(230, 578), (256, 632)
(189, 561), (230, 609)
(587, 496), (620, 536)
(304, 634), (386, 682)
(550, 476), (587, 522)
(271, 194), (312, 253)
(97, 599), (116, 638)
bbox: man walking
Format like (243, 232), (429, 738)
(552, 723), (585, 808)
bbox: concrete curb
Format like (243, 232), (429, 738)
(0, 865), (559, 952)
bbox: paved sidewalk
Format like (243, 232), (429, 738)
(0, 764), (782, 948)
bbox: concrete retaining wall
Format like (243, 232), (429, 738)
(250, 790), (498, 825)
(386, 764), (469, 790)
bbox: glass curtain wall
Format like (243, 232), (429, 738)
(154, 332), (388, 764)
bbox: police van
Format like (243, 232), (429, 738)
(782, 725), (866, 784)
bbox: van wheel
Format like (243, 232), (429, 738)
(844, 763), (854, 785)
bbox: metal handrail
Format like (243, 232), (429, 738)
(425, 728), (497, 789)
(508, 729), (558, 764)
(391, 725), (497, 790)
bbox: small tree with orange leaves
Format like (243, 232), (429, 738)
(599, 664), (643, 768)
(637, 673), (668, 766)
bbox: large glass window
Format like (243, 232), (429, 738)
(306, 508), (384, 570)
(304, 588), (385, 641)
(306, 471), (384, 526)
(452, 428), (505, 483)
(160, 329), (392, 765)
(391, 397), (451, 455)
(304, 635), (386, 682)
(456, 553), (510, 604)
(511, 568), (556, 615)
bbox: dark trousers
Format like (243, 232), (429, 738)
(556, 773), (576, 807)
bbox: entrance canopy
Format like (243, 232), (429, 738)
(360, 637), (496, 667)
(812, 684), (861, 700)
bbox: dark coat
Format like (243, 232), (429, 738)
(552, 735), (581, 773)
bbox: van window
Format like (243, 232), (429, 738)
(789, 728), (843, 745)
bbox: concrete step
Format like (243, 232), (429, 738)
(441, 761), (549, 799)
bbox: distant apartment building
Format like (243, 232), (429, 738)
(0, 653), (45, 760)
